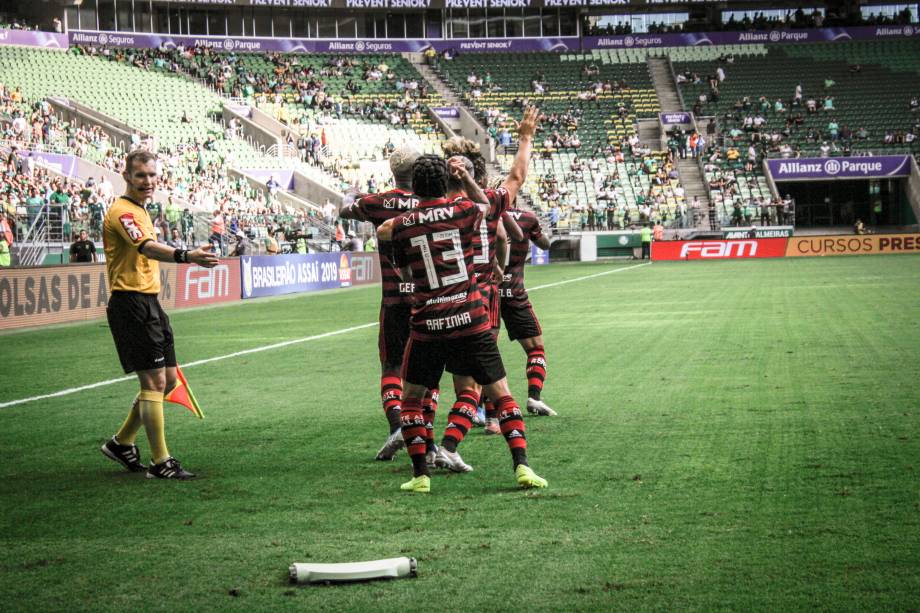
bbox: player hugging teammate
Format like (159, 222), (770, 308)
(378, 154), (547, 493)
(439, 108), (557, 436)
(339, 147), (441, 463)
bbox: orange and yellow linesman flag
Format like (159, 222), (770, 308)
(165, 366), (204, 420)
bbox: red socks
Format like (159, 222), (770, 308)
(400, 396), (428, 476)
(441, 389), (480, 452)
(381, 375), (402, 433)
(525, 346), (546, 401)
(422, 388), (439, 451)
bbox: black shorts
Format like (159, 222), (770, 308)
(500, 300), (542, 341)
(402, 331), (507, 390)
(378, 302), (411, 370)
(106, 291), (177, 374)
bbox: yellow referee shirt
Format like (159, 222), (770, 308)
(103, 196), (160, 294)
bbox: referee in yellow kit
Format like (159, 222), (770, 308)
(100, 150), (218, 479)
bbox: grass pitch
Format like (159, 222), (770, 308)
(1, 256), (918, 611)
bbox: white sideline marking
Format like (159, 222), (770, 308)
(528, 262), (650, 292)
(1, 263), (649, 410)
(0, 323), (377, 410)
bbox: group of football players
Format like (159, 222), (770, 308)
(340, 106), (557, 493)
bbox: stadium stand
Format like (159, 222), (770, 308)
(0, 46), (345, 249)
(436, 50), (691, 230)
(87, 46), (449, 193)
(668, 40), (920, 225)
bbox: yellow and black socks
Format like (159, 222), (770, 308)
(400, 397), (429, 477)
(114, 393), (142, 446)
(496, 395), (528, 468)
(381, 375), (402, 434)
(441, 389), (480, 453)
(526, 346), (547, 400)
(138, 389), (169, 464)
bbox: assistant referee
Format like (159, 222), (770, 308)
(100, 150), (218, 480)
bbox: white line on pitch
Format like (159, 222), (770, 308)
(0, 322), (377, 410)
(1, 263), (648, 410)
(529, 262), (650, 292)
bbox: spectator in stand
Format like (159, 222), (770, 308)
(549, 203), (560, 231)
(640, 224), (652, 259)
(165, 197), (181, 230)
(69, 229), (97, 263)
(166, 227), (187, 249)
(230, 230), (251, 256)
(0, 211), (14, 253)
(323, 199), (336, 225)
(209, 209), (225, 255)
(760, 198), (772, 226)
(0, 235), (10, 267)
(266, 174), (281, 198)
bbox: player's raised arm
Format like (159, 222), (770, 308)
(501, 106), (540, 205)
(448, 156), (488, 206)
(502, 211), (524, 242)
(338, 192), (364, 220)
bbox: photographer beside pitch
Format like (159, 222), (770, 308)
(100, 150), (218, 480)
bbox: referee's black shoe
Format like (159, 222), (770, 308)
(101, 437), (147, 472)
(146, 457), (196, 480)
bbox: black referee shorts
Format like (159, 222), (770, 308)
(402, 331), (506, 390)
(500, 300), (543, 341)
(106, 291), (177, 374)
(378, 302), (411, 370)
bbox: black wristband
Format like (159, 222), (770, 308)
(173, 249), (188, 263)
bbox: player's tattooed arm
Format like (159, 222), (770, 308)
(448, 157), (488, 206)
(502, 105), (540, 205)
(502, 212), (524, 242)
(533, 233), (551, 250)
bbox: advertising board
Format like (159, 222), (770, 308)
(0, 263), (176, 330)
(785, 234), (920, 257)
(652, 238), (788, 261)
(174, 259), (242, 308)
(240, 252), (353, 299)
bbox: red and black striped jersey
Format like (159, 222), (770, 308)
(471, 187), (512, 278)
(351, 189), (419, 305)
(390, 197), (490, 341)
(499, 208), (544, 306)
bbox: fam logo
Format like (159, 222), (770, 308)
(98, 32), (108, 45)
(769, 31), (782, 42)
(241, 256), (253, 297)
(823, 159), (842, 175)
(623, 36), (635, 47)
(354, 40), (366, 52)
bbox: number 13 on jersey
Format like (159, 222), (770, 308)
(409, 230), (469, 290)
